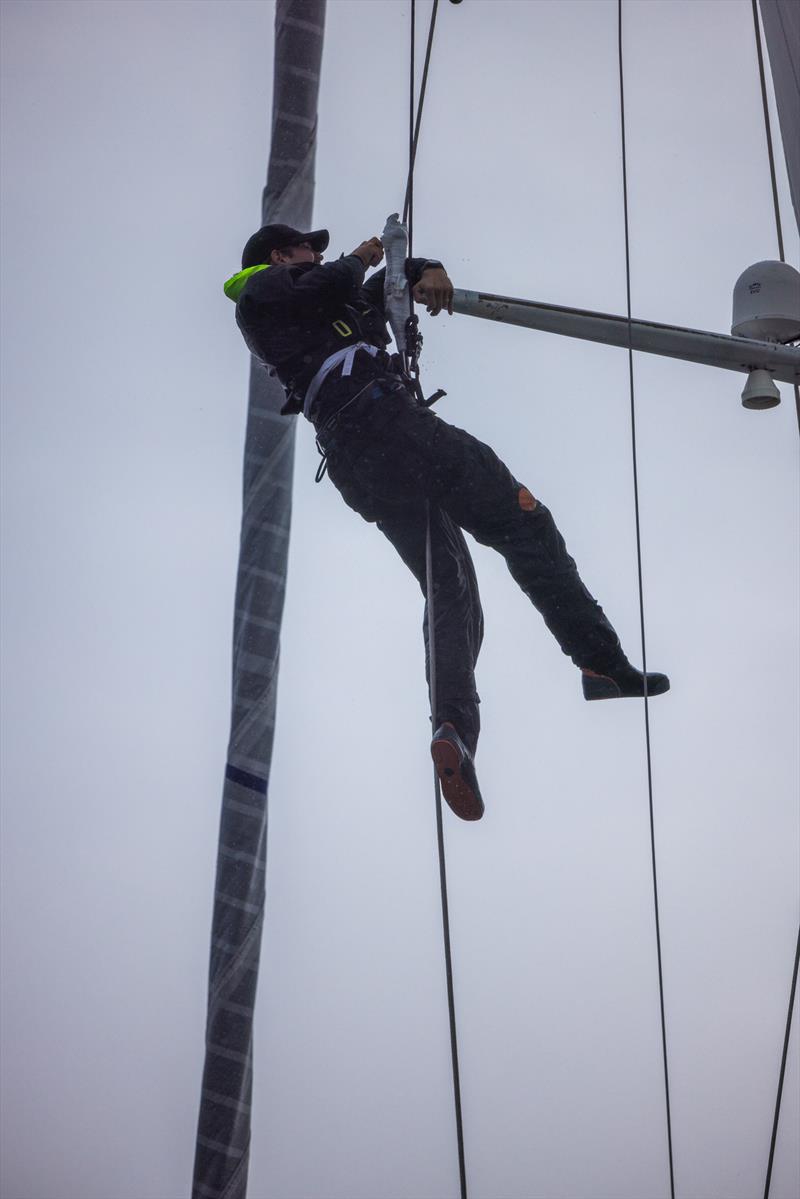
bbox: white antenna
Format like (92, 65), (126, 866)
(732, 260), (800, 407)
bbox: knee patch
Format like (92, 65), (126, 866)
(518, 486), (538, 512)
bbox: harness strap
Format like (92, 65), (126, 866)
(302, 342), (381, 419)
(312, 376), (380, 482)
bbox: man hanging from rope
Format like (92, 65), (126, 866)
(224, 224), (670, 822)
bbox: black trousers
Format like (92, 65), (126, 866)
(316, 370), (622, 756)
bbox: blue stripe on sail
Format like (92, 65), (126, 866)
(225, 764), (267, 794)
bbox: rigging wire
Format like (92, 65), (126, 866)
(751, 4), (800, 1193)
(404, 5), (468, 1198)
(617, 5), (676, 1197)
(403, 0), (440, 237)
(751, 0), (785, 263)
(750, 0), (800, 437)
(426, 500), (468, 1199)
(763, 926), (800, 1199)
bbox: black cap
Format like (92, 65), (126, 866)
(241, 224), (329, 268)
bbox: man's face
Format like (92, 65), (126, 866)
(273, 240), (323, 265)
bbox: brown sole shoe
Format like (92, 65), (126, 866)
(431, 725), (484, 821)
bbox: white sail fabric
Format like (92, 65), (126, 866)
(759, 0), (800, 238)
(381, 211), (411, 352)
(192, 3), (325, 1198)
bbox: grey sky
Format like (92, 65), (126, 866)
(1, 2), (798, 1198)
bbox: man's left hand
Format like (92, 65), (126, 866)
(413, 267), (454, 316)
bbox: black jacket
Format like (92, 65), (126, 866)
(225, 254), (442, 414)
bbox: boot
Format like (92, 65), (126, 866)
(582, 658), (670, 701)
(431, 723), (484, 821)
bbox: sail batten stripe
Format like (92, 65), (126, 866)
(195, 1135), (246, 1160)
(207, 1044), (253, 1066)
(219, 845), (267, 869)
(201, 1089), (252, 1116)
(282, 16), (324, 35)
(274, 110), (316, 130)
(214, 891), (262, 916)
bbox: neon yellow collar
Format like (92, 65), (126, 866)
(223, 263), (270, 302)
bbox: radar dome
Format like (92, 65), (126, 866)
(732, 260), (800, 341)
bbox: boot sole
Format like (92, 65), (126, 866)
(431, 737), (484, 821)
(582, 673), (671, 700)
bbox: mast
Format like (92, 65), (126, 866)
(192, 3), (326, 1197)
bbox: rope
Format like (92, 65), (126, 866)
(751, 6), (800, 1193)
(403, 0), (440, 236)
(764, 925), (800, 1198)
(426, 502), (468, 1199)
(617, 6), (676, 1197)
(750, 0), (800, 437)
(404, 5), (468, 1198)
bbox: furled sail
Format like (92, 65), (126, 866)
(381, 211), (412, 352)
(192, 3), (325, 1197)
(759, 0), (800, 238)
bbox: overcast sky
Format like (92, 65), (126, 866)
(1, 2), (798, 1198)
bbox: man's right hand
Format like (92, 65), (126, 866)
(350, 237), (384, 268)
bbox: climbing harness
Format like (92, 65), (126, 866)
(312, 372), (389, 482)
(305, 342), (382, 420)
